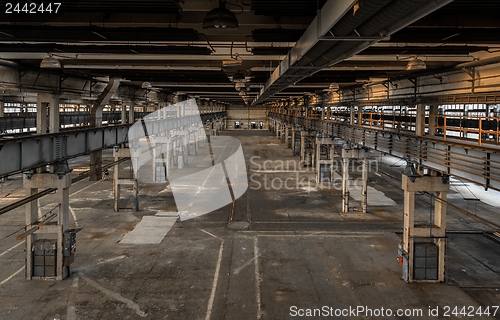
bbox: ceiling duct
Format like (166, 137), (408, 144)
(253, 0), (454, 105)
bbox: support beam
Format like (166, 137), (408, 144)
(0, 100), (4, 117)
(49, 95), (60, 133)
(23, 171), (72, 280)
(415, 104), (425, 136)
(90, 78), (121, 181)
(400, 174), (449, 283)
(428, 105), (439, 137)
(129, 100), (135, 124)
(36, 95), (48, 134)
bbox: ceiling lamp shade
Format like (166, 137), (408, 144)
(203, 1), (238, 30)
(40, 56), (61, 69)
(141, 81), (152, 89)
(323, 82), (340, 91)
(406, 58), (427, 71)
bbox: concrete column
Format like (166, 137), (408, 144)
(49, 95), (60, 133)
(300, 131), (306, 166)
(285, 125), (290, 147)
(428, 105), (439, 137)
(36, 94), (48, 134)
(90, 78), (120, 181)
(415, 104), (425, 136)
(0, 100), (4, 117)
(401, 175), (449, 283)
(357, 107), (363, 126)
(361, 158), (368, 213)
(24, 172), (72, 280)
(121, 105), (127, 124)
(291, 127), (296, 155)
(350, 106), (355, 125)
(341, 157), (349, 213)
(128, 101), (135, 123)
(113, 148), (139, 212)
(25, 186), (38, 280)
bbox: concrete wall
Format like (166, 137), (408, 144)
(226, 104), (268, 129)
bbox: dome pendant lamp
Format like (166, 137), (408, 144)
(202, 1), (239, 30)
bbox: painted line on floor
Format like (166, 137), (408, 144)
(81, 275), (147, 318)
(69, 206), (79, 227)
(205, 240), (224, 320)
(254, 236), (261, 320)
(0, 267), (23, 287)
(0, 241), (23, 258)
(66, 276), (79, 320)
(202, 227), (224, 320)
(200, 228), (221, 240)
(70, 180), (101, 197)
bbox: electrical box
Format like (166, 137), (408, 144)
(32, 239), (57, 277)
(63, 231), (77, 266)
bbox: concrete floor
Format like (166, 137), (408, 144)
(0, 130), (499, 319)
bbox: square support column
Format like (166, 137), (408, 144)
(428, 105), (439, 137)
(23, 172), (72, 280)
(36, 94), (48, 134)
(113, 148), (139, 212)
(128, 101), (135, 124)
(341, 148), (371, 213)
(401, 175), (449, 283)
(0, 100), (4, 117)
(415, 104), (425, 136)
(121, 105), (127, 124)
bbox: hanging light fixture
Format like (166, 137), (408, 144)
(406, 58), (427, 71)
(40, 55), (61, 69)
(203, 1), (238, 30)
(141, 81), (152, 89)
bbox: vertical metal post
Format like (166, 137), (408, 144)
(342, 157), (349, 213)
(361, 158), (368, 213)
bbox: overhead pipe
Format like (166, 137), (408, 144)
(0, 59), (22, 69)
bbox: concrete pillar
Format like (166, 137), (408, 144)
(415, 104), (425, 136)
(300, 131), (306, 166)
(0, 100), (4, 117)
(36, 94), (48, 134)
(361, 158), (368, 213)
(341, 157), (349, 213)
(357, 107), (363, 126)
(24, 171), (72, 280)
(121, 105), (127, 124)
(48, 95), (60, 133)
(113, 148), (139, 212)
(285, 125), (290, 147)
(401, 175), (449, 283)
(291, 127), (296, 155)
(25, 186), (38, 280)
(341, 148), (371, 213)
(350, 106), (355, 125)
(128, 101), (135, 124)
(428, 105), (439, 137)
(90, 78), (120, 181)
